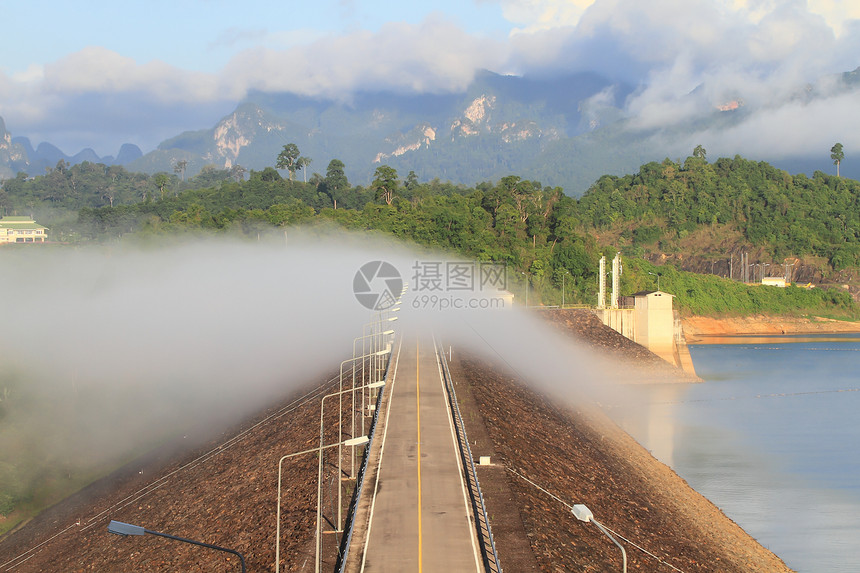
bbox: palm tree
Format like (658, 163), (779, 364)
(831, 143), (844, 177)
(297, 156), (312, 183)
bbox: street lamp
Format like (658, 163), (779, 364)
(108, 520), (246, 573)
(345, 333), (394, 478)
(317, 379), (387, 573)
(361, 315), (398, 413)
(520, 271), (530, 307)
(352, 330), (395, 449)
(275, 435), (370, 573)
(571, 504), (627, 573)
(335, 349), (390, 519)
(357, 315), (398, 420)
(648, 271), (660, 291)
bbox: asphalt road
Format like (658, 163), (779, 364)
(350, 332), (481, 572)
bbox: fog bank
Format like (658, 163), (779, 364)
(0, 233), (418, 482)
(0, 232), (636, 510)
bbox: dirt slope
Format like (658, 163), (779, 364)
(683, 314), (860, 339)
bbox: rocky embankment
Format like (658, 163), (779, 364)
(451, 355), (790, 572)
(442, 308), (790, 572)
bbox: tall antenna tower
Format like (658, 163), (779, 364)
(598, 256), (606, 309)
(611, 252), (621, 309)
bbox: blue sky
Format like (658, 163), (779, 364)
(2, 0), (512, 75)
(2, 0), (860, 159)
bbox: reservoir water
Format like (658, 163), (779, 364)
(616, 333), (860, 573)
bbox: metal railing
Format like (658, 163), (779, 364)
(334, 346), (393, 572)
(435, 339), (502, 573)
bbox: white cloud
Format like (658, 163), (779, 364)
(808, 0), (860, 36)
(43, 47), (230, 103)
(222, 16), (505, 98)
(0, 47), (241, 154)
(1, 1), (859, 160)
(499, 0), (596, 33)
(572, 0), (849, 132)
(493, 0), (859, 38)
(0, 16), (505, 152)
(664, 89), (860, 159)
(493, 0), (860, 164)
(7, 18), (503, 108)
(624, 56), (707, 131)
(10, 64), (45, 83)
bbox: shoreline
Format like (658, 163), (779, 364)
(682, 314), (860, 342)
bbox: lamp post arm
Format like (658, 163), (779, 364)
(591, 519), (627, 573)
(276, 438), (367, 572)
(317, 378), (386, 573)
(143, 529), (246, 573)
(279, 442), (340, 464)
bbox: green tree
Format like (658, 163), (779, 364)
(405, 170), (419, 190)
(258, 167), (282, 182)
(173, 159), (187, 181)
(229, 164), (247, 183)
(276, 143), (301, 181)
(831, 142), (844, 177)
(372, 165), (399, 205)
(693, 144), (707, 160)
(323, 159), (349, 209)
(153, 172), (169, 200)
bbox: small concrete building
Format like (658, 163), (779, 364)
(628, 291), (676, 362)
(603, 290), (698, 379)
(0, 216), (48, 244)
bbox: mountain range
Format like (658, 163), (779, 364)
(0, 116), (143, 180)
(2, 68), (858, 195)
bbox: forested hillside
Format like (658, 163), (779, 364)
(2, 152), (858, 317)
(578, 154), (860, 270)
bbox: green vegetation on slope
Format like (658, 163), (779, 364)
(63, 161), (858, 319)
(621, 257), (856, 317)
(577, 155), (860, 269)
(2, 153), (858, 319)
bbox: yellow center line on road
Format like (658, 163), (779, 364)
(416, 338), (423, 573)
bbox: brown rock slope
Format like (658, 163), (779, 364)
(540, 308), (702, 382)
(1, 312), (790, 572)
(448, 353), (789, 572)
(0, 378), (346, 572)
